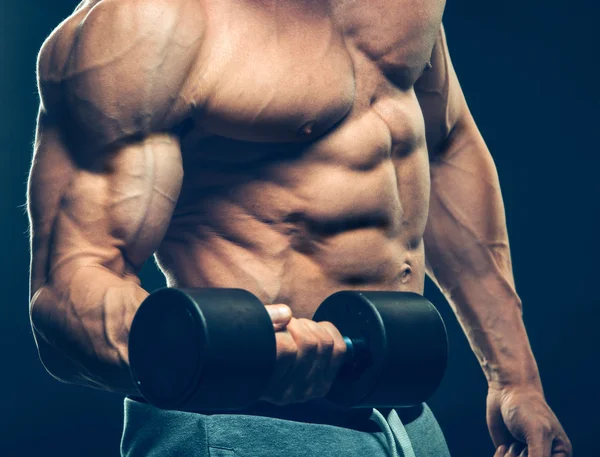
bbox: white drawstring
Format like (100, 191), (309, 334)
(369, 409), (417, 457)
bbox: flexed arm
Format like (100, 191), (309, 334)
(28, 0), (202, 394)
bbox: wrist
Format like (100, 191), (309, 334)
(482, 350), (543, 393)
(471, 313), (543, 392)
(487, 370), (544, 395)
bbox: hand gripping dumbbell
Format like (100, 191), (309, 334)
(128, 288), (448, 411)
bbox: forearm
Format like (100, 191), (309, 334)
(30, 265), (148, 395)
(424, 117), (542, 390)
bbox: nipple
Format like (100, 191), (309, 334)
(297, 120), (317, 138)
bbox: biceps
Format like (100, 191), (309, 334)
(28, 121), (183, 294)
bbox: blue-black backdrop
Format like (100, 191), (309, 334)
(1, 1), (597, 456)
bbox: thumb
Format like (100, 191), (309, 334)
(265, 304), (292, 330)
(487, 392), (514, 447)
(488, 410), (513, 447)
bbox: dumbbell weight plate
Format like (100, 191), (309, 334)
(313, 291), (388, 407)
(129, 288), (206, 408)
(129, 288), (277, 411)
(313, 291), (448, 408)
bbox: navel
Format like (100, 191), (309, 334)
(399, 264), (413, 284)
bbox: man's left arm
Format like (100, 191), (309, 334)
(416, 25), (572, 457)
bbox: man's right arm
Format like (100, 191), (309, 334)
(27, 0), (203, 395)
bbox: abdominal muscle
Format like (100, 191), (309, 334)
(156, 103), (431, 319)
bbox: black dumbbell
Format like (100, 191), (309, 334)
(312, 291), (447, 408)
(128, 288), (275, 411)
(128, 288), (447, 412)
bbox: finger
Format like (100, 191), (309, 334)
(269, 330), (297, 384)
(526, 433), (552, 457)
(281, 319), (319, 400)
(487, 392), (514, 448)
(265, 304), (292, 331)
(301, 321), (335, 397)
(554, 433), (573, 457)
(493, 444), (507, 457)
(260, 327), (298, 404)
(318, 320), (348, 379)
(507, 442), (526, 457)
(498, 442), (524, 457)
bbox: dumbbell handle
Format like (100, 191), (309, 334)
(343, 336), (368, 362)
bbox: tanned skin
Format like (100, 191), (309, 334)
(28, 1), (571, 456)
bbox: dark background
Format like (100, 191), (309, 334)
(1, 0), (597, 456)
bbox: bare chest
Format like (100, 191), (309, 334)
(180, 0), (445, 143)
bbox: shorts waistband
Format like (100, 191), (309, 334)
(126, 395), (423, 434)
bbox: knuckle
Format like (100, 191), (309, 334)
(321, 340), (334, 358)
(306, 383), (329, 400)
(566, 441), (573, 455)
(276, 333), (298, 359)
(300, 320), (324, 352)
(297, 340), (319, 359)
(280, 387), (296, 404)
(318, 331), (334, 352)
(278, 350), (297, 368)
(538, 421), (553, 437)
(303, 337), (319, 355)
(329, 338), (348, 362)
(318, 321), (341, 337)
(334, 337), (348, 355)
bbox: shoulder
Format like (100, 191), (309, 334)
(37, 0), (206, 149)
(414, 25), (450, 96)
(415, 24), (467, 154)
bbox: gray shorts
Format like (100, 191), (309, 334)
(121, 397), (450, 457)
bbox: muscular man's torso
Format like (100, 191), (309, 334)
(54, 0), (447, 319)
